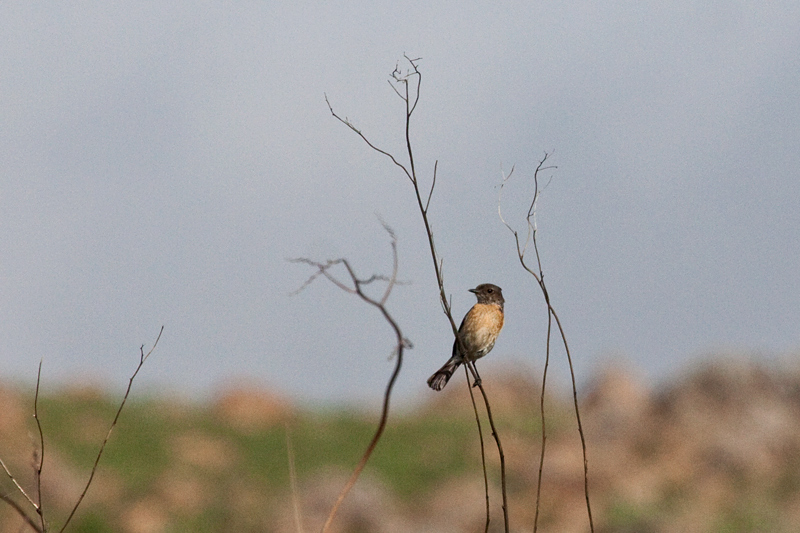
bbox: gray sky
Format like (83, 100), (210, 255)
(2, 2), (798, 405)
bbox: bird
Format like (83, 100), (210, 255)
(427, 283), (505, 391)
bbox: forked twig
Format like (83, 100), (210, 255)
(327, 56), (509, 531)
(1, 440), (42, 531)
(498, 153), (594, 532)
(0, 366), (44, 532)
(0, 361), (50, 532)
(291, 225), (408, 533)
(0, 328), (164, 533)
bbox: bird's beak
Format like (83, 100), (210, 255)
(468, 288), (477, 294)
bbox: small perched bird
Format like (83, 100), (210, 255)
(427, 283), (505, 391)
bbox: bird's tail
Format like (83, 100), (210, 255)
(427, 359), (461, 391)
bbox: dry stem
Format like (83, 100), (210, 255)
(59, 326), (164, 532)
(291, 224), (407, 533)
(326, 56), (509, 531)
(465, 366), (491, 533)
(498, 153), (594, 532)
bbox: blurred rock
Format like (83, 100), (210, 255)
(212, 383), (294, 432)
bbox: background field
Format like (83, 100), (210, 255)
(3, 356), (800, 532)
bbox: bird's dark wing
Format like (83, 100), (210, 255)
(451, 307), (471, 358)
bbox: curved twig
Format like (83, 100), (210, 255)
(292, 226), (406, 533)
(424, 160), (438, 214)
(0, 437), (41, 525)
(498, 153), (594, 532)
(0, 329), (164, 533)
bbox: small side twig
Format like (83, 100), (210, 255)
(0, 361), (56, 533)
(291, 224), (408, 533)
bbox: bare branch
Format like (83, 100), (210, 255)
(527, 153), (557, 277)
(497, 165), (522, 252)
(464, 361), (508, 531)
(59, 326), (165, 533)
(497, 156), (594, 532)
(293, 226), (406, 533)
(387, 76), (405, 101)
(327, 58), (510, 531)
(378, 220), (399, 306)
(401, 55), (422, 116)
(533, 312), (553, 532)
(290, 257), (358, 295)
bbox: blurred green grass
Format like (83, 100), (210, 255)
(4, 389), (523, 531)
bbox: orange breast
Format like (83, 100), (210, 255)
(459, 303), (504, 361)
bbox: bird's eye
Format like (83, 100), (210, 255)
(487, 288), (493, 293)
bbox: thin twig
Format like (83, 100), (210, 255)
(425, 160), (438, 214)
(33, 360), (46, 532)
(498, 153), (594, 532)
(325, 94), (413, 184)
(0, 457), (39, 517)
(549, 305), (593, 531)
(465, 361), (508, 532)
(465, 366), (490, 533)
(59, 326), (164, 533)
(533, 311), (552, 532)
